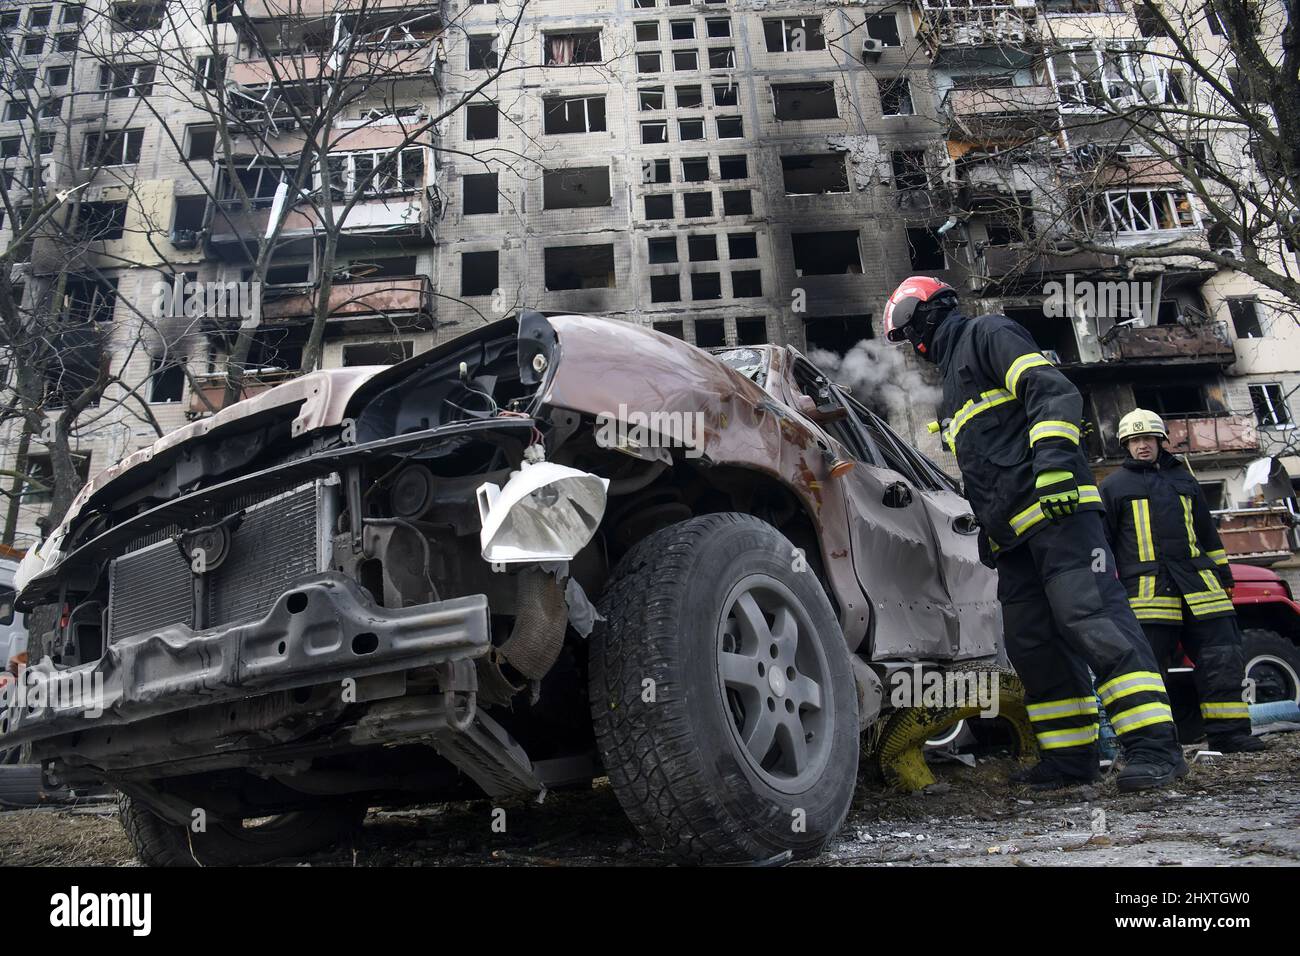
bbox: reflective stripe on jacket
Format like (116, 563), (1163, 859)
(1100, 451), (1234, 622)
(933, 311), (1098, 549)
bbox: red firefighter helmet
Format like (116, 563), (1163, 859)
(883, 276), (958, 343)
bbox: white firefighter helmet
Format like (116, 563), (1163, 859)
(1117, 408), (1168, 444)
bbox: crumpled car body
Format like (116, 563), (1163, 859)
(2, 312), (1001, 856)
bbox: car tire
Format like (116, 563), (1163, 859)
(118, 794), (363, 867)
(1242, 628), (1300, 705)
(589, 512), (859, 864)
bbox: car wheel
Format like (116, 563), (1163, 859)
(118, 793), (363, 867)
(589, 513), (859, 863)
(1242, 628), (1300, 705)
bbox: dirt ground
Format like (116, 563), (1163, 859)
(2, 732), (1297, 866)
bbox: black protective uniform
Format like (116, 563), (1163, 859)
(933, 310), (1180, 775)
(1100, 452), (1252, 740)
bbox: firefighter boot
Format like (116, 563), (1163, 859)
(1115, 727), (1188, 792)
(1011, 755), (1101, 791)
(1206, 732), (1266, 753)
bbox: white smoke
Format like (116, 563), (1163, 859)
(807, 339), (942, 420)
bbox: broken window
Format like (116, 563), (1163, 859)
(23, 453), (89, 500)
(468, 35), (498, 70)
(326, 148), (425, 197)
(716, 116), (743, 138)
(112, 1), (165, 31)
(543, 166), (611, 209)
(1250, 384), (1292, 428)
(193, 55), (226, 91)
(1100, 190), (1197, 233)
(773, 82), (837, 120)
(737, 317), (767, 344)
(461, 251), (498, 297)
(648, 237), (677, 263)
(683, 192), (713, 218)
(719, 155), (748, 180)
(54, 30), (76, 50)
(543, 95), (606, 134)
(23, 34), (42, 55)
(655, 320), (685, 338)
(679, 118), (705, 140)
(707, 47), (735, 69)
(46, 66), (69, 86)
(906, 227), (946, 270)
(880, 78), (914, 115)
(545, 31), (602, 65)
(729, 271), (760, 298)
(670, 19), (694, 39)
(650, 274), (680, 302)
(804, 316), (870, 355)
(185, 125), (216, 161)
(27, 7), (51, 28)
(172, 196), (206, 241)
(83, 129), (143, 166)
(343, 341), (414, 367)
(643, 158), (670, 183)
(99, 62), (155, 98)
(78, 202), (127, 240)
(1132, 382), (1207, 416)
(865, 14), (900, 46)
(149, 356), (185, 403)
(673, 50), (698, 71)
(891, 150), (928, 190)
(722, 190), (752, 215)
(728, 232), (757, 259)
(712, 83), (738, 107)
(645, 194), (674, 219)
(688, 235), (718, 261)
(466, 103), (499, 140)
(763, 17), (825, 52)
(635, 21), (658, 42)
(463, 173), (498, 215)
(641, 120), (668, 144)
(1228, 297), (1263, 338)
(681, 157), (709, 182)
(3, 101), (25, 122)
(782, 154), (849, 194)
(707, 18), (731, 38)
(221, 164), (292, 208)
(637, 52), (662, 73)
(694, 316), (725, 343)
(792, 231), (861, 275)
(639, 87), (665, 110)
(979, 191), (1035, 245)
(63, 277), (119, 325)
(676, 85), (703, 108)
(545, 244), (615, 290)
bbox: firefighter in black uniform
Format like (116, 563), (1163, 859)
(884, 277), (1187, 791)
(1100, 409), (1263, 752)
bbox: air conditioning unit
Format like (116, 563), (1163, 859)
(171, 229), (199, 250)
(862, 37), (884, 60)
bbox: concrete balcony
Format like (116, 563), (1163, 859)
(1104, 321), (1235, 367)
(943, 85), (1058, 135)
(1163, 413), (1260, 458)
(229, 43), (436, 88)
(237, 0), (423, 18)
(1213, 506), (1299, 565)
(187, 369), (301, 419)
(914, 2), (1040, 67)
(261, 276), (435, 333)
(208, 189), (436, 259)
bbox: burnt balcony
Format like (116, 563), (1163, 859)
(229, 42), (436, 89)
(1102, 321), (1235, 367)
(914, 1), (1040, 68)
(1213, 506), (1299, 565)
(1163, 413), (1260, 458)
(236, 0), (427, 18)
(186, 369), (301, 419)
(943, 84), (1058, 135)
(261, 275), (435, 333)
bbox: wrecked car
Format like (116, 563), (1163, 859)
(2, 312), (1002, 864)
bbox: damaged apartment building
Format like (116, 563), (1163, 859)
(0, 0), (1298, 578)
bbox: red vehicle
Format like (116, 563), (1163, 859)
(1166, 563), (1300, 738)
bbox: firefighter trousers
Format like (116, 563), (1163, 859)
(996, 510), (1181, 775)
(1140, 613), (1252, 741)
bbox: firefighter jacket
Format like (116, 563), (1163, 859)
(1100, 451), (1234, 623)
(932, 310), (1099, 550)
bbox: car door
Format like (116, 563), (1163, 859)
(845, 398), (1002, 661)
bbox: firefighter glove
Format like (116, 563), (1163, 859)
(1035, 469), (1078, 519)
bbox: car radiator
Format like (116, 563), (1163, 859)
(107, 483), (324, 642)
